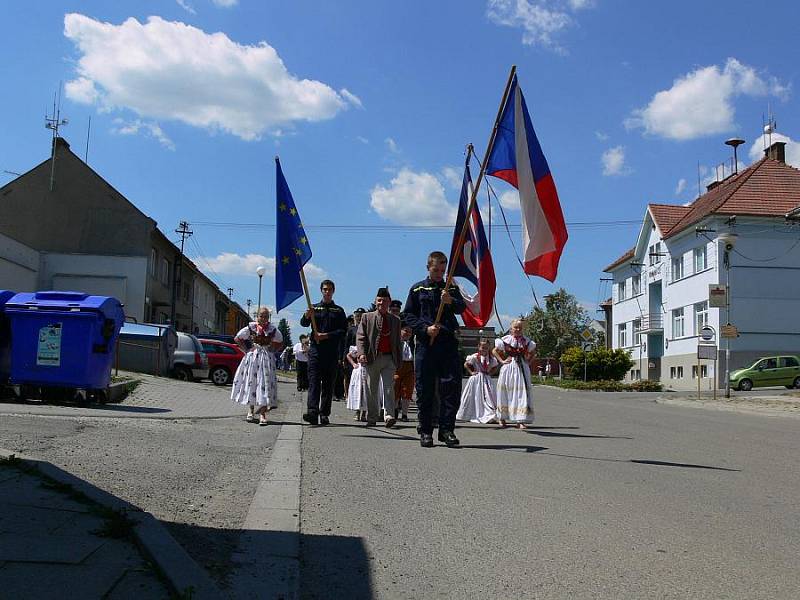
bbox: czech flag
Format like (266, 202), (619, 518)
(449, 163), (496, 327)
(486, 75), (567, 282)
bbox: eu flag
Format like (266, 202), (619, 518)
(275, 157), (312, 312)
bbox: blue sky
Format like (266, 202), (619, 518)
(2, 1), (799, 335)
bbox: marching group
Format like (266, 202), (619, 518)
(228, 250), (537, 447)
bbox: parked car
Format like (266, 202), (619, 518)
(173, 332), (209, 382)
(730, 355), (800, 391)
(199, 339), (245, 386)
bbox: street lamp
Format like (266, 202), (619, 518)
(719, 232), (738, 398)
(256, 265), (266, 314)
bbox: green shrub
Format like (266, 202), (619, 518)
(544, 378), (662, 392)
(560, 347), (633, 381)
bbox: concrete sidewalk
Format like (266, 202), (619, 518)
(0, 458), (169, 599)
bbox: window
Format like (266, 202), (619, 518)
(672, 255), (684, 281)
(649, 242), (662, 266)
(160, 258), (170, 285)
(618, 280), (627, 301)
(693, 245), (708, 272)
(672, 307), (685, 338)
(632, 274), (641, 295)
(149, 249), (157, 277)
(694, 301), (708, 334)
(692, 365), (708, 378)
(780, 357), (799, 368)
(618, 323), (627, 348)
(630, 369), (641, 380)
(633, 318), (642, 346)
(670, 366), (684, 379)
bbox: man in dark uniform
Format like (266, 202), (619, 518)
(402, 250), (466, 448)
(301, 279), (348, 426)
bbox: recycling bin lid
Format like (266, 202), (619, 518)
(0, 290), (15, 307)
(6, 291), (123, 317)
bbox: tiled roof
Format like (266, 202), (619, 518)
(649, 204), (690, 235)
(662, 157), (800, 238)
(603, 247), (634, 272)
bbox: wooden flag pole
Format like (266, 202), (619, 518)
(298, 267), (319, 336)
(433, 64), (517, 329)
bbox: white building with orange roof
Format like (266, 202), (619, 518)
(603, 141), (800, 391)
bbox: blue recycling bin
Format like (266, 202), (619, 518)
(5, 291), (125, 390)
(0, 290), (14, 383)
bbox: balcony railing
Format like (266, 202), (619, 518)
(638, 313), (663, 332)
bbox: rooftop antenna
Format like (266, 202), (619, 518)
(763, 106), (776, 151)
(725, 138), (745, 175)
(45, 82), (68, 191)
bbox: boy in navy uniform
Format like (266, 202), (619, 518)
(402, 251), (466, 447)
(301, 279), (348, 426)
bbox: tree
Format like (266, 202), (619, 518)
(277, 318), (292, 347)
(523, 288), (590, 360)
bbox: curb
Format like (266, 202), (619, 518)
(0, 447), (222, 599)
(229, 399), (304, 599)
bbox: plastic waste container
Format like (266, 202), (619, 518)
(0, 290), (14, 383)
(117, 322), (177, 376)
(5, 291), (124, 390)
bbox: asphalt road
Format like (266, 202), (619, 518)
(299, 385), (800, 599)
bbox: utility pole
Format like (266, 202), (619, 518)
(171, 221), (193, 326)
(227, 287), (234, 299)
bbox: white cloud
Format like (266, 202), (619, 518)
(486, 0), (592, 52)
(498, 190), (520, 211)
(370, 169), (457, 226)
(385, 137), (400, 154)
(625, 58), (788, 140)
(594, 130), (609, 141)
(200, 253), (326, 280)
(211, 0), (238, 6)
(675, 178), (687, 195)
(747, 132), (800, 168)
(176, 0), (196, 14)
(111, 118), (175, 150)
(601, 145), (630, 176)
(356, 136), (369, 144)
(339, 88), (363, 109)
(63, 14), (358, 141)
(440, 166), (463, 190)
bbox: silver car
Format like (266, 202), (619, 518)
(173, 332), (209, 382)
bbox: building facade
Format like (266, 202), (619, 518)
(0, 137), (248, 333)
(604, 142), (800, 390)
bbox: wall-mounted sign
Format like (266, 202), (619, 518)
(709, 284), (728, 308)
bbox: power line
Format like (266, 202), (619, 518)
(190, 219), (640, 231)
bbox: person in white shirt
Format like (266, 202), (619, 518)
(493, 319), (536, 429)
(293, 334), (309, 393)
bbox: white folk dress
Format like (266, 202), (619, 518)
(495, 335), (535, 423)
(230, 323), (283, 408)
(346, 346), (366, 411)
(457, 353), (498, 423)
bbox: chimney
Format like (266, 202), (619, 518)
(764, 141), (786, 163)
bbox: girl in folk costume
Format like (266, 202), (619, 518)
(231, 307), (284, 426)
(457, 338), (499, 424)
(493, 319), (536, 429)
(345, 345), (367, 421)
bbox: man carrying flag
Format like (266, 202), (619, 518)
(448, 153), (496, 327)
(274, 157), (347, 427)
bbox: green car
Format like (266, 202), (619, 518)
(730, 355), (800, 391)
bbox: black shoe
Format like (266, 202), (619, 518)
(302, 412), (318, 425)
(319, 416), (330, 426)
(437, 431), (460, 447)
(420, 434), (434, 448)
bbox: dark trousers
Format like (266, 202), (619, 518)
(306, 349), (339, 417)
(296, 361), (309, 391)
(414, 340), (462, 435)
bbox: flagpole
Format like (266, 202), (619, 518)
(298, 267), (319, 336)
(434, 64), (516, 329)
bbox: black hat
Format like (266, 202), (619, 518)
(354, 307), (366, 314)
(390, 299), (402, 309)
(376, 287), (391, 299)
